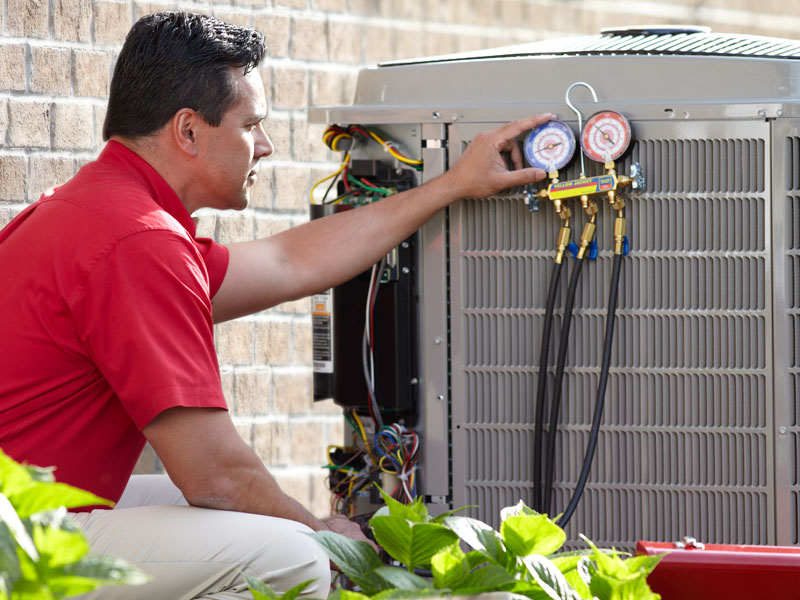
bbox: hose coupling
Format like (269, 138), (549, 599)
(614, 216), (627, 255)
(577, 221), (596, 260)
(555, 225), (571, 264)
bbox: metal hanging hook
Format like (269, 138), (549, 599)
(565, 81), (599, 175)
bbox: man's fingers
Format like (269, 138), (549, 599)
(508, 141), (524, 170)
(494, 113), (556, 145)
(501, 166), (547, 188)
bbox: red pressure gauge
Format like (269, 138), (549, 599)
(581, 110), (632, 163)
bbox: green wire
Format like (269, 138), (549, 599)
(347, 172), (391, 195)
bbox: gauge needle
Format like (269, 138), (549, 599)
(599, 128), (615, 144)
(535, 141), (562, 153)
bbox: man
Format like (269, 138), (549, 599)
(0, 11), (551, 600)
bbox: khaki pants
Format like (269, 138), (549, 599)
(72, 475), (331, 599)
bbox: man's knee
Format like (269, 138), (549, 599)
(245, 520), (331, 597)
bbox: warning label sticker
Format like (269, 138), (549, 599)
(312, 292), (333, 373)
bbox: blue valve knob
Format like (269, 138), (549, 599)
(589, 240), (598, 260)
(623, 236), (630, 256)
(567, 242), (579, 259)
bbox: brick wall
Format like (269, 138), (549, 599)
(0, 0), (794, 517)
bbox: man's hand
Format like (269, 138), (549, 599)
(443, 113), (555, 200)
(322, 514), (379, 552)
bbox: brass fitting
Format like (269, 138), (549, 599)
(582, 197), (599, 219)
(576, 221), (596, 260)
(555, 225), (571, 264)
(614, 216), (627, 255)
(552, 198), (572, 221)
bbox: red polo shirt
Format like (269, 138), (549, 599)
(0, 141), (229, 505)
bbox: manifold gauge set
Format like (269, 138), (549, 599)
(521, 82), (644, 214)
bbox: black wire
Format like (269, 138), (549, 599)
(326, 190), (360, 205)
(543, 255), (585, 514)
(321, 171), (342, 204)
(533, 260), (563, 512)
(557, 253), (623, 528)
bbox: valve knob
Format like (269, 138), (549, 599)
(630, 162), (645, 191)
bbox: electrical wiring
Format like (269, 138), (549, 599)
(309, 151), (351, 204)
(347, 171), (391, 195)
(373, 424), (420, 503)
(362, 257), (386, 431)
(347, 125), (423, 169)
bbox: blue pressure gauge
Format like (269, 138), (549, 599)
(523, 120), (576, 172)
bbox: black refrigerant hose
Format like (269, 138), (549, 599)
(557, 252), (623, 528)
(533, 260), (564, 513)
(542, 255), (586, 514)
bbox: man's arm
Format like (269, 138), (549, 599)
(211, 114), (552, 322)
(143, 406), (369, 542)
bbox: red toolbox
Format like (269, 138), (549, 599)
(637, 537), (800, 599)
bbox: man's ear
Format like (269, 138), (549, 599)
(172, 108), (202, 156)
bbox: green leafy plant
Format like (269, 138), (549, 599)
(306, 487), (662, 600)
(0, 450), (149, 599)
(243, 574), (315, 600)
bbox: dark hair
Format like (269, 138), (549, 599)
(103, 11), (266, 141)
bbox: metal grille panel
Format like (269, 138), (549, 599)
(785, 141), (800, 544)
(449, 121), (772, 551)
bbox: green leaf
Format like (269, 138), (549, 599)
(243, 572), (278, 600)
(242, 574), (314, 600)
(0, 494), (37, 562)
(501, 514), (566, 558)
(561, 558), (592, 599)
(461, 564), (517, 591)
(429, 505), (476, 523)
(371, 589), (447, 600)
(373, 565), (434, 591)
(10, 482), (112, 519)
(31, 522), (90, 568)
(55, 554), (150, 587)
(327, 588), (372, 600)
(0, 523), (21, 592)
(308, 531), (389, 595)
(510, 579), (557, 600)
(370, 517), (458, 571)
(431, 542), (469, 590)
(522, 554), (581, 600)
(442, 516), (494, 551)
(581, 537), (662, 600)
(500, 501), (539, 521)
(373, 487), (429, 523)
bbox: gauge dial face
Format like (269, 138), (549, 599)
(581, 111), (632, 163)
(523, 120), (576, 171)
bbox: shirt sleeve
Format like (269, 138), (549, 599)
(195, 237), (229, 299)
(70, 229), (228, 430)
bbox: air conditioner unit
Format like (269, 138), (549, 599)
(309, 26), (800, 552)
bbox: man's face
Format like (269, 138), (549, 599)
(195, 67), (272, 211)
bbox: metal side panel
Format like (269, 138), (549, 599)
(418, 123), (451, 507)
(446, 119), (774, 551)
(771, 119), (800, 546)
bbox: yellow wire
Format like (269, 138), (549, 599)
(309, 152), (351, 204)
(331, 133), (351, 152)
(352, 412), (376, 462)
(364, 128), (423, 166)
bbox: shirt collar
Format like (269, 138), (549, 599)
(97, 140), (197, 237)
